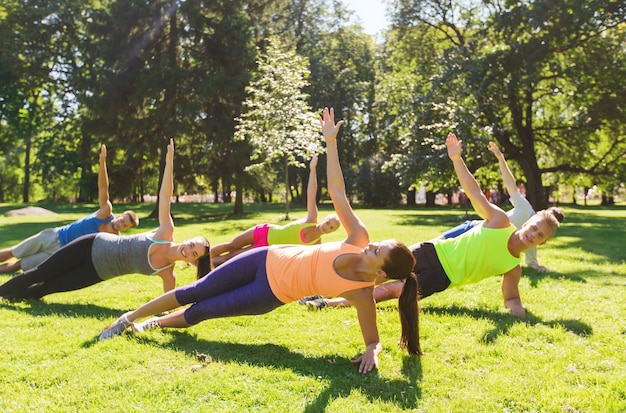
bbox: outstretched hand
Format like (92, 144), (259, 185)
(166, 138), (174, 162)
(488, 141), (503, 159)
(99, 144), (107, 163)
(446, 133), (462, 161)
(318, 107), (344, 141)
(309, 154), (318, 169)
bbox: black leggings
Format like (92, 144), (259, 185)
(0, 234), (101, 299)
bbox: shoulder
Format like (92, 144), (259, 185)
(483, 205), (510, 229)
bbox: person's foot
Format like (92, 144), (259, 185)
(99, 313), (132, 340)
(305, 297), (328, 310)
(132, 317), (161, 334)
(297, 295), (322, 305)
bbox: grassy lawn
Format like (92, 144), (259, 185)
(0, 202), (624, 412)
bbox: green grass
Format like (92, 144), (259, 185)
(0, 202), (624, 412)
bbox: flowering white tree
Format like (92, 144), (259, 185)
(234, 37), (322, 219)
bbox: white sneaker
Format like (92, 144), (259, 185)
(132, 317), (161, 333)
(99, 313), (132, 340)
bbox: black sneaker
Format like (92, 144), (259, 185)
(297, 295), (322, 305)
(305, 297), (328, 310)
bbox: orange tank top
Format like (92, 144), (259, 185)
(266, 241), (375, 303)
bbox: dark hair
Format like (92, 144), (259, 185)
(123, 210), (139, 227)
(196, 238), (212, 280)
(382, 241), (422, 355)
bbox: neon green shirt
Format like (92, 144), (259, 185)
(267, 222), (319, 245)
(433, 224), (520, 287)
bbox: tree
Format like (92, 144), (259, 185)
(235, 37), (322, 219)
(387, 0), (626, 210)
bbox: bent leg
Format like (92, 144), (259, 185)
(0, 248), (15, 263)
(212, 245), (252, 266)
(0, 260), (21, 275)
(210, 227), (255, 260)
(325, 280), (404, 308)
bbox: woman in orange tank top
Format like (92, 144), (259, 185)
(99, 108), (421, 374)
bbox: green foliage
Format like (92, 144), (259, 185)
(235, 37), (322, 168)
(0, 0), (624, 211)
(384, 0), (626, 210)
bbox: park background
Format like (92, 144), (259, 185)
(1, 0), (624, 216)
(1, 0), (625, 412)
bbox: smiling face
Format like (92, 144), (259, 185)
(518, 215), (555, 248)
(319, 214), (340, 234)
(178, 236), (209, 263)
(111, 214), (134, 232)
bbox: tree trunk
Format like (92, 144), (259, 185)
(425, 191), (436, 207)
(284, 155), (290, 220)
(22, 131), (32, 203)
(234, 173), (244, 214)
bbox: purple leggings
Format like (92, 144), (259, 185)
(176, 247), (284, 325)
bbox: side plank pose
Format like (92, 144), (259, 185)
(440, 141), (548, 272)
(304, 134), (563, 315)
(99, 108), (420, 374)
(0, 139), (211, 300)
(0, 144), (139, 275)
(211, 155), (340, 266)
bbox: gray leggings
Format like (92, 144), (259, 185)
(176, 247), (284, 325)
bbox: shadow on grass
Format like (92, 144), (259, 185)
(423, 304), (593, 343)
(0, 299), (131, 320)
(100, 332), (423, 412)
(523, 269), (588, 287)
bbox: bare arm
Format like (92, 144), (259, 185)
(501, 265), (525, 317)
(95, 144), (114, 219)
(301, 155), (319, 224)
(342, 288), (382, 374)
(446, 133), (508, 228)
(488, 141), (517, 196)
(153, 139), (175, 241)
(157, 267), (176, 292)
(320, 107), (368, 247)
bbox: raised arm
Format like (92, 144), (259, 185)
(446, 133), (508, 228)
(488, 141), (517, 196)
(95, 144), (114, 219)
(153, 138), (175, 240)
(320, 107), (368, 247)
(301, 155), (319, 224)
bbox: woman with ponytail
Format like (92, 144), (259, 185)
(0, 139), (211, 299)
(99, 108), (419, 373)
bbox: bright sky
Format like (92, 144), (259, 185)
(342, 0), (389, 36)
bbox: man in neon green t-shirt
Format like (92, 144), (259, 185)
(302, 135), (563, 316)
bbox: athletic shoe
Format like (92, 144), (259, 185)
(305, 297), (328, 310)
(99, 313), (132, 340)
(297, 295), (322, 305)
(132, 317), (161, 333)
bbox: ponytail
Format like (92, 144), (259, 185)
(398, 272), (422, 355)
(196, 238), (213, 280)
(382, 241), (422, 355)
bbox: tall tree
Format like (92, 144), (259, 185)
(235, 37), (322, 219)
(388, 0), (626, 210)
